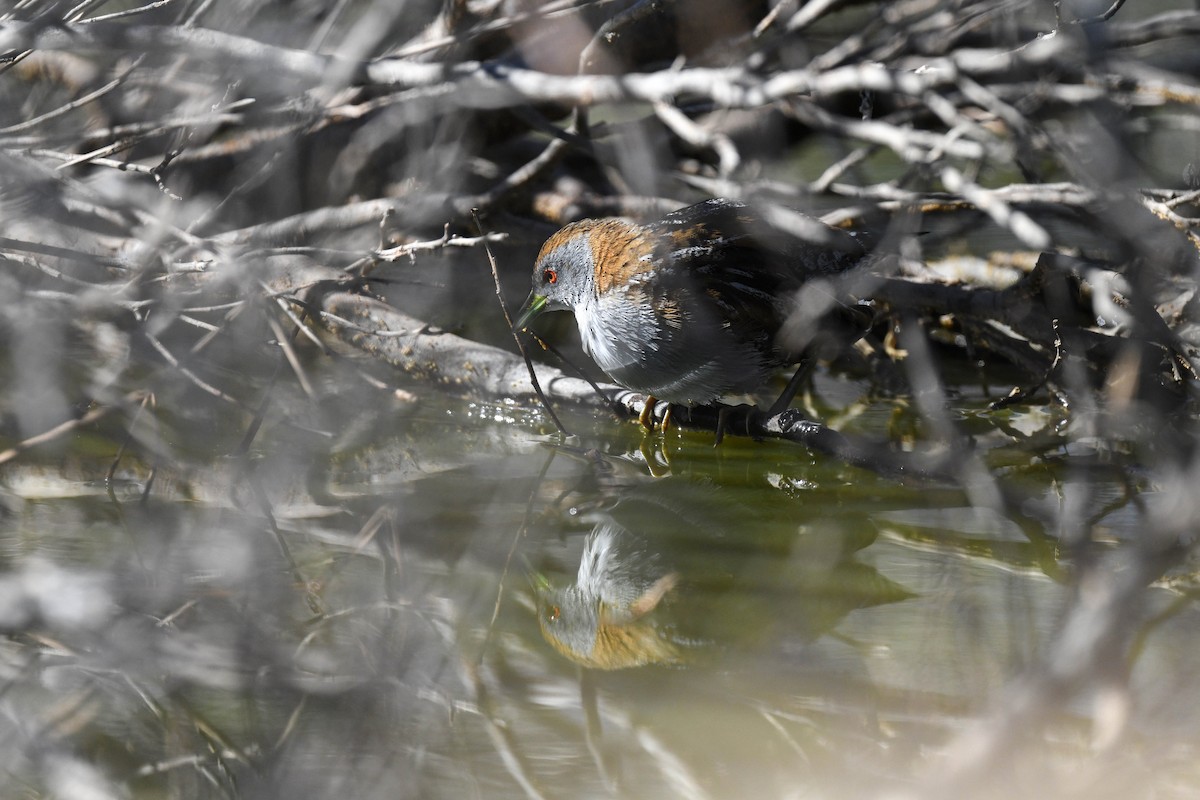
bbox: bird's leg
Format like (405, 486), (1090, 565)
(638, 395), (659, 429)
(713, 403), (754, 445)
(766, 358), (816, 418)
(714, 406), (731, 446)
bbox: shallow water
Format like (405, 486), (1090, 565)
(2, 356), (1198, 800)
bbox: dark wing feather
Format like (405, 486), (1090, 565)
(647, 199), (870, 357)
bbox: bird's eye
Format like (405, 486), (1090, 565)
(547, 605), (560, 622)
(543, 268), (557, 285)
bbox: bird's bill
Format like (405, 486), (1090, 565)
(513, 292), (548, 331)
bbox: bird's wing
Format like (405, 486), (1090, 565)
(649, 199), (871, 352)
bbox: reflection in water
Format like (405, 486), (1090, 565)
(523, 469), (924, 796)
(532, 473), (915, 673)
(537, 522), (682, 669)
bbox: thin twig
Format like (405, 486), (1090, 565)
(472, 208), (570, 436)
(105, 390), (153, 490)
(0, 391), (146, 466)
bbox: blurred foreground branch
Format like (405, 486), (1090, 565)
(1, 3), (1200, 799)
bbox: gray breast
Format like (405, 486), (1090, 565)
(578, 293), (775, 403)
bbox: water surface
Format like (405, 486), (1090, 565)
(2, 358), (1196, 800)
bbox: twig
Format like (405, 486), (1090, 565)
(144, 332), (249, 409)
(460, 657), (550, 800)
(105, 390), (154, 491)
(0, 390), (146, 466)
(525, 331), (616, 413)
(472, 208), (570, 436)
(939, 164), (1052, 251)
(78, 0), (183, 24)
(264, 313), (317, 400)
(478, 449), (556, 667)
(784, 0), (844, 32)
(373, 229), (507, 262)
(652, 100), (740, 176)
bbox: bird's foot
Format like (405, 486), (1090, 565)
(714, 403), (759, 445)
(638, 396), (658, 429)
(637, 396), (673, 432)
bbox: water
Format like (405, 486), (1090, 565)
(3, 356), (1197, 800)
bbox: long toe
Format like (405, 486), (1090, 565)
(638, 396), (659, 430)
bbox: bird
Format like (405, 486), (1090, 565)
(513, 198), (871, 429)
(536, 522), (682, 670)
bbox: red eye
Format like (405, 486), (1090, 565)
(547, 605), (560, 622)
(543, 268), (557, 285)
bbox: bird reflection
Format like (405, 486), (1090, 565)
(537, 523), (684, 670)
(532, 474), (914, 673)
